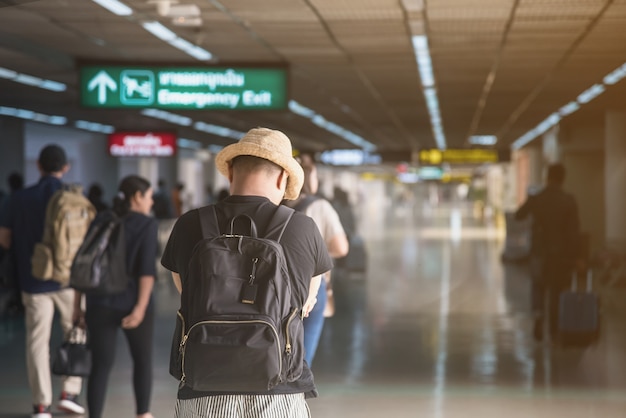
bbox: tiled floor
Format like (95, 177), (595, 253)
(2, 200), (626, 417)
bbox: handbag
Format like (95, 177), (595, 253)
(52, 326), (91, 377)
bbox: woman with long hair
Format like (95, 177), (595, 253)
(74, 175), (158, 418)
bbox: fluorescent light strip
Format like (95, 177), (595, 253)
(604, 63), (626, 85)
(412, 36), (435, 88)
(512, 113), (560, 150)
(194, 122), (246, 140)
(178, 138), (202, 149)
(412, 36), (446, 150)
(91, 0), (133, 16)
(142, 21), (213, 61)
(288, 100), (376, 151)
(513, 60), (626, 150)
(558, 101), (580, 117)
(0, 106), (66, 125)
(75, 120), (115, 134)
(0, 67), (66, 92)
(141, 109), (192, 126)
(469, 135), (498, 146)
(576, 83), (605, 104)
(141, 109), (247, 141)
(91, 2), (211, 60)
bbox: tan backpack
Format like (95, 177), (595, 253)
(32, 184), (96, 286)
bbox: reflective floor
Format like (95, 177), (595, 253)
(2, 199), (626, 417)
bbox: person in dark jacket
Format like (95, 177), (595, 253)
(74, 175), (158, 418)
(515, 163), (581, 341)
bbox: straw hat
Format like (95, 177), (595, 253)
(215, 127), (304, 200)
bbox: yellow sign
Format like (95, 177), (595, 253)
(441, 173), (472, 183)
(419, 149), (499, 165)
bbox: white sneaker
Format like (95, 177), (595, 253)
(57, 392), (85, 415)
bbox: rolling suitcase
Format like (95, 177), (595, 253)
(558, 269), (599, 345)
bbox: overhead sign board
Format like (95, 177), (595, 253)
(81, 66), (288, 110)
(418, 166), (444, 180)
(419, 149), (510, 165)
(318, 149), (382, 166)
(108, 132), (177, 157)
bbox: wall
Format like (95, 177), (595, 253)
(0, 117), (26, 189)
(24, 122), (119, 201)
(559, 116), (605, 253)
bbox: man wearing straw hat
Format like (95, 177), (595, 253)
(161, 127), (333, 417)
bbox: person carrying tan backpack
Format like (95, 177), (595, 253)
(0, 144), (90, 418)
(32, 184), (96, 285)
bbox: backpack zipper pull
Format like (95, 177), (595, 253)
(249, 257), (259, 285)
(241, 258), (260, 305)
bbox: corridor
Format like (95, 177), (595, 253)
(1, 199), (626, 417)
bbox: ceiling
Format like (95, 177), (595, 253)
(1, 0), (626, 155)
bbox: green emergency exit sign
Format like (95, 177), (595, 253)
(80, 66), (288, 110)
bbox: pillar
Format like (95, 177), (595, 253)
(0, 117), (26, 188)
(605, 110), (626, 247)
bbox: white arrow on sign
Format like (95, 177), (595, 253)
(87, 71), (117, 104)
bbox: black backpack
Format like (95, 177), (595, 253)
(69, 211), (129, 295)
(170, 204), (304, 392)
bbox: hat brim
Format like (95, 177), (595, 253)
(215, 142), (304, 200)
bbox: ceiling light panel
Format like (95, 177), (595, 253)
(166, 4), (201, 18)
(91, 0), (133, 16)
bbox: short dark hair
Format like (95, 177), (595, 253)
(38, 144), (67, 174)
(547, 163), (566, 185)
(231, 155), (282, 176)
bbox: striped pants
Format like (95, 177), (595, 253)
(175, 394), (311, 418)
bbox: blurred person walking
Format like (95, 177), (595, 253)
(87, 183), (109, 213)
(515, 163), (581, 341)
(152, 179), (174, 219)
(74, 175), (158, 418)
(285, 159), (349, 365)
(171, 182), (185, 217)
(0, 145), (85, 418)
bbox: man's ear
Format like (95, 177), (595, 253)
(61, 163), (70, 174)
(277, 170), (288, 192)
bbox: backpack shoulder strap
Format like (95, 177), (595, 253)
(264, 205), (294, 243)
(197, 205), (220, 239)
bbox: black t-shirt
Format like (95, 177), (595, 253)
(87, 211), (158, 312)
(161, 195), (333, 399)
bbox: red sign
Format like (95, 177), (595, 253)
(108, 132), (177, 157)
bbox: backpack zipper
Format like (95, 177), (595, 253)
(179, 318), (283, 385)
(284, 307), (299, 355)
(176, 311), (188, 383)
(176, 311), (186, 353)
